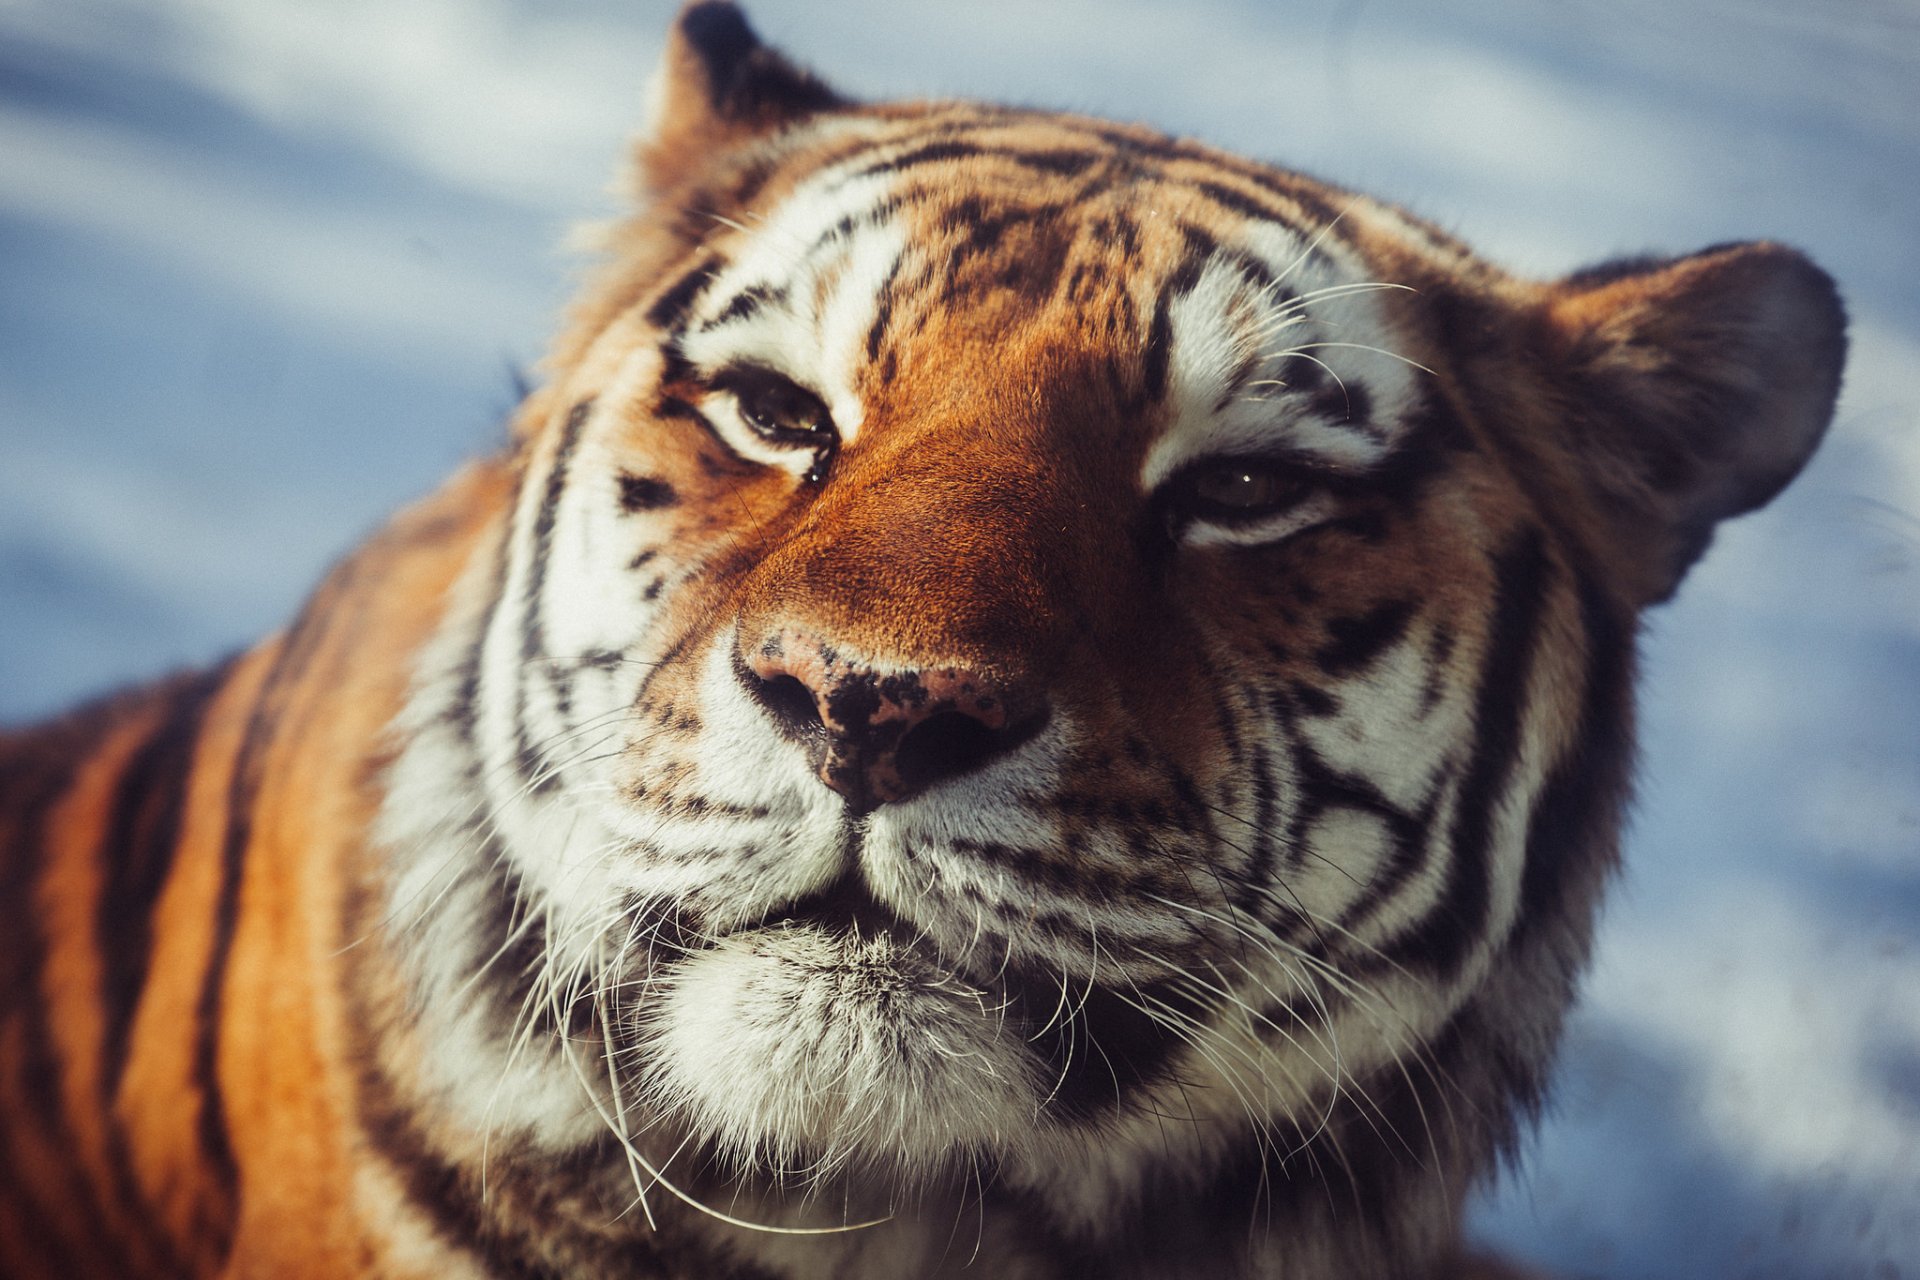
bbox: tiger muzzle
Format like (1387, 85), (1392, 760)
(737, 625), (1049, 811)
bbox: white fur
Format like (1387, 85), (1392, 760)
(641, 926), (1038, 1178)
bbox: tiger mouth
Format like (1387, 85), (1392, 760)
(645, 872), (1204, 1131)
(765, 871), (906, 938)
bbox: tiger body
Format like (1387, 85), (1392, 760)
(0, 5), (1845, 1278)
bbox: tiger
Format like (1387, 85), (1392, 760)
(0, 3), (1847, 1278)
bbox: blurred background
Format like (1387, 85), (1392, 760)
(1, 0), (1915, 1273)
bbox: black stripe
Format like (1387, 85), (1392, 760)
(1194, 178), (1299, 230)
(446, 839), (554, 1043)
(447, 519), (513, 756)
(193, 560), (365, 1249)
(1516, 559), (1634, 937)
(1063, 260), (1091, 305)
(1277, 349), (1326, 392)
(864, 256), (903, 363)
(615, 473), (678, 514)
(1382, 528), (1552, 978)
(801, 196), (905, 258)
(656, 383), (755, 469)
(1312, 598), (1417, 676)
(644, 254), (722, 332)
(946, 835), (1137, 905)
(656, 338), (697, 389)
(1136, 291), (1167, 402)
(945, 197), (1050, 264)
(1141, 255), (1207, 406)
(1226, 743), (1282, 918)
(1054, 119), (1360, 237)
(806, 210), (861, 255)
(0, 705), (137, 1274)
(1022, 975), (1205, 1125)
(346, 990), (781, 1279)
(852, 139), (1112, 188)
(975, 147), (1098, 177)
(1174, 218), (1219, 262)
(1371, 391), (1474, 501)
(854, 137), (985, 179)
(1417, 625), (1457, 717)
(1215, 165), (1352, 235)
(349, 1056), (567, 1280)
(1070, 123), (1202, 169)
(1224, 247), (1282, 299)
(696, 282), (784, 332)
(97, 666), (231, 1104)
(4, 752), (85, 1143)
(1213, 353), (1260, 417)
(653, 393), (703, 424)
(1271, 734), (1442, 945)
(95, 664), (233, 1278)
(1162, 763), (1213, 837)
(513, 401), (592, 792)
(1330, 763), (1451, 939)
(722, 152), (787, 215)
(1288, 681), (1339, 717)
(1006, 147), (1102, 176)
(190, 703), (277, 1203)
(1141, 277), (1176, 404)
(1311, 377), (1374, 429)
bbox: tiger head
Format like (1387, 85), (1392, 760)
(379, 1), (1844, 1267)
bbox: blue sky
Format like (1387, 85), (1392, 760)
(2, 1), (1916, 1273)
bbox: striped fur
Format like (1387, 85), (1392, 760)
(0, 4), (1844, 1278)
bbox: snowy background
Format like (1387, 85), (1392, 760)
(1, 0), (1916, 1274)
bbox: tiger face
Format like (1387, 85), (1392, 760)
(371, 2), (1845, 1272)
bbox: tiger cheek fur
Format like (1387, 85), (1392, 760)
(0, 4), (1845, 1280)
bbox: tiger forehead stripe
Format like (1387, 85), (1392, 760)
(1140, 208), (1426, 494)
(671, 123), (1372, 396)
(825, 111), (1356, 237)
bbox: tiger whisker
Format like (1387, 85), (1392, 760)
(1284, 340), (1437, 378)
(1269, 197), (1359, 290)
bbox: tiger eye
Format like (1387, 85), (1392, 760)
(1186, 463), (1310, 515)
(741, 379), (832, 438)
(712, 364), (837, 444)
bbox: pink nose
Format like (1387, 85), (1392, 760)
(738, 627), (1047, 810)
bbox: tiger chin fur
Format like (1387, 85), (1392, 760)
(0, 4), (1846, 1278)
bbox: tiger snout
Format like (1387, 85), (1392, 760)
(735, 624), (1051, 809)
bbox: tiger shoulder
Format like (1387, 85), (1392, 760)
(0, 3), (1845, 1278)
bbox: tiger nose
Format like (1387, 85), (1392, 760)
(737, 627), (1048, 811)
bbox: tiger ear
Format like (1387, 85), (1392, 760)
(638, 2), (844, 192)
(1545, 241), (1846, 604)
